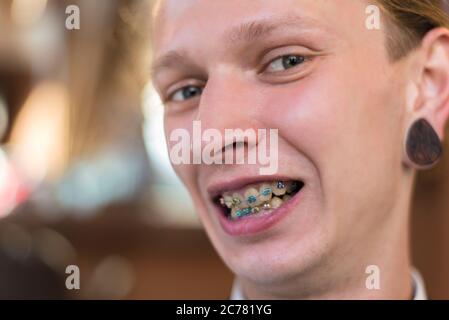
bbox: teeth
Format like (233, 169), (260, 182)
(251, 207), (261, 214)
(237, 207), (252, 218)
(270, 196), (283, 209)
(231, 207), (239, 219)
(232, 193), (245, 209)
(244, 187), (262, 207)
(219, 180), (302, 219)
(271, 181), (287, 196)
(259, 184), (273, 202)
(223, 195), (234, 209)
(231, 206), (259, 220)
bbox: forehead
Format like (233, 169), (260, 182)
(152, 0), (374, 63)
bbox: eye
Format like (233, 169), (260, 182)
(171, 85), (203, 102)
(265, 55), (306, 73)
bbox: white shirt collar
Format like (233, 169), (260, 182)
(411, 268), (427, 300)
(230, 268), (427, 300)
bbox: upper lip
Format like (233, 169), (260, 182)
(206, 173), (303, 199)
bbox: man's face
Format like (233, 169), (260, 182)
(152, 0), (409, 288)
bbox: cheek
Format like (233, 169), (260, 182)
(257, 62), (405, 215)
(163, 116), (199, 190)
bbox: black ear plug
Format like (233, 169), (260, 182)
(406, 118), (442, 169)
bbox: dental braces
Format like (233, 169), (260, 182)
(219, 181), (299, 210)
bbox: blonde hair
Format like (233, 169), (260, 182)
(377, 0), (449, 60)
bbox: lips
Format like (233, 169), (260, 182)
(208, 177), (305, 236)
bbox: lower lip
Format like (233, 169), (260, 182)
(215, 187), (305, 237)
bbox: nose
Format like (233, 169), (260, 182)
(195, 66), (263, 153)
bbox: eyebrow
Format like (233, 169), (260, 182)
(151, 50), (192, 76)
(151, 14), (323, 78)
(224, 15), (320, 45)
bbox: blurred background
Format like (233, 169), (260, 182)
(0, 0), (232, 299)
(0, 0), (448, 299)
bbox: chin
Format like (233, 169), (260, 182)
(204, 204), (332, 286)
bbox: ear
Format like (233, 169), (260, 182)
(415, 27), (449, 140)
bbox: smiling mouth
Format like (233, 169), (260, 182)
(213, 180), (305, 221)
